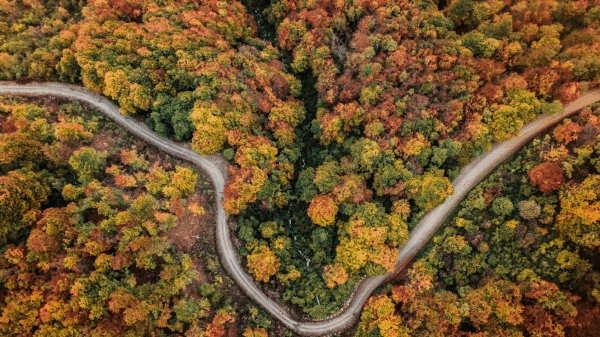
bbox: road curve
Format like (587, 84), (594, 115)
(1, 82), (599, 336)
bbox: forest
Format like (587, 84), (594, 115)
(0, 0), (599, 335)
(0, 96), (284, 336)
(355, 105), (600, 336)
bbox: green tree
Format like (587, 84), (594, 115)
(491, 197), (514, 216)
(406, 172), (454, 212)
(69, 147), (107, 182)
(0, 169), (50, 245)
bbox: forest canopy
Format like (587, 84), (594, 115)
(0, 97), (242, 336)
(1, 0), (600, 333)
(355, 104), (600, 337)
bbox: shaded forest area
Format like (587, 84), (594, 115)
(0, 0), (599, 335)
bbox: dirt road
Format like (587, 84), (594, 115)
(1, 82), (597, 335)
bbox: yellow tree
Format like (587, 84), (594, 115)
(307, 195), (338, 227)
(247, 245), (279, 282)
(335, 238), (369, 273)
(0, 169), (50, 244)
(405, 172), (454, 212)
(68, 147), (108, 182)
(234, 136), (278, 170)
(190, 104), (227, 155)
(243, 327), (268, 337)
(103, 70), (135, 115)
(164, 166), (198, 199)
(355, 295), (409, 337)
(54, 119), (94, 144)
(323, 264), (349, 288)
(556, 175), (600, 248)
(223, 166), (268, 215)
(491, 105), (523, 141)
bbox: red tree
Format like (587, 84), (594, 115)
(529, 162), (564, 193)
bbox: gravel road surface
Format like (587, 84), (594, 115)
(1, 82), (598, 336)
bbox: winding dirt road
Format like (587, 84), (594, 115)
(1, 82), (598, 336)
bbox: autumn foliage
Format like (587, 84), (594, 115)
(529, 161), (565, 193)
(2, 0), (600, 327)
(307, 195), (338, 227)
(356, 278), (577, 337)
(0, 98), (233, 336)
(355, 107), (600, 336)
(223, 166), (268, 215)
(246, 246), (280, 283)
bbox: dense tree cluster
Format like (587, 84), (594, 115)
(0, 0), (83, 81)
(0, 0), (308, 217)
(2, 0), (600, 324)
(268, 0), (580, 151)
(233, 0), (600, 317)
(356, 277), (578, 337)
(355, 105), (600, 336)
(0, 98), (236, 336)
